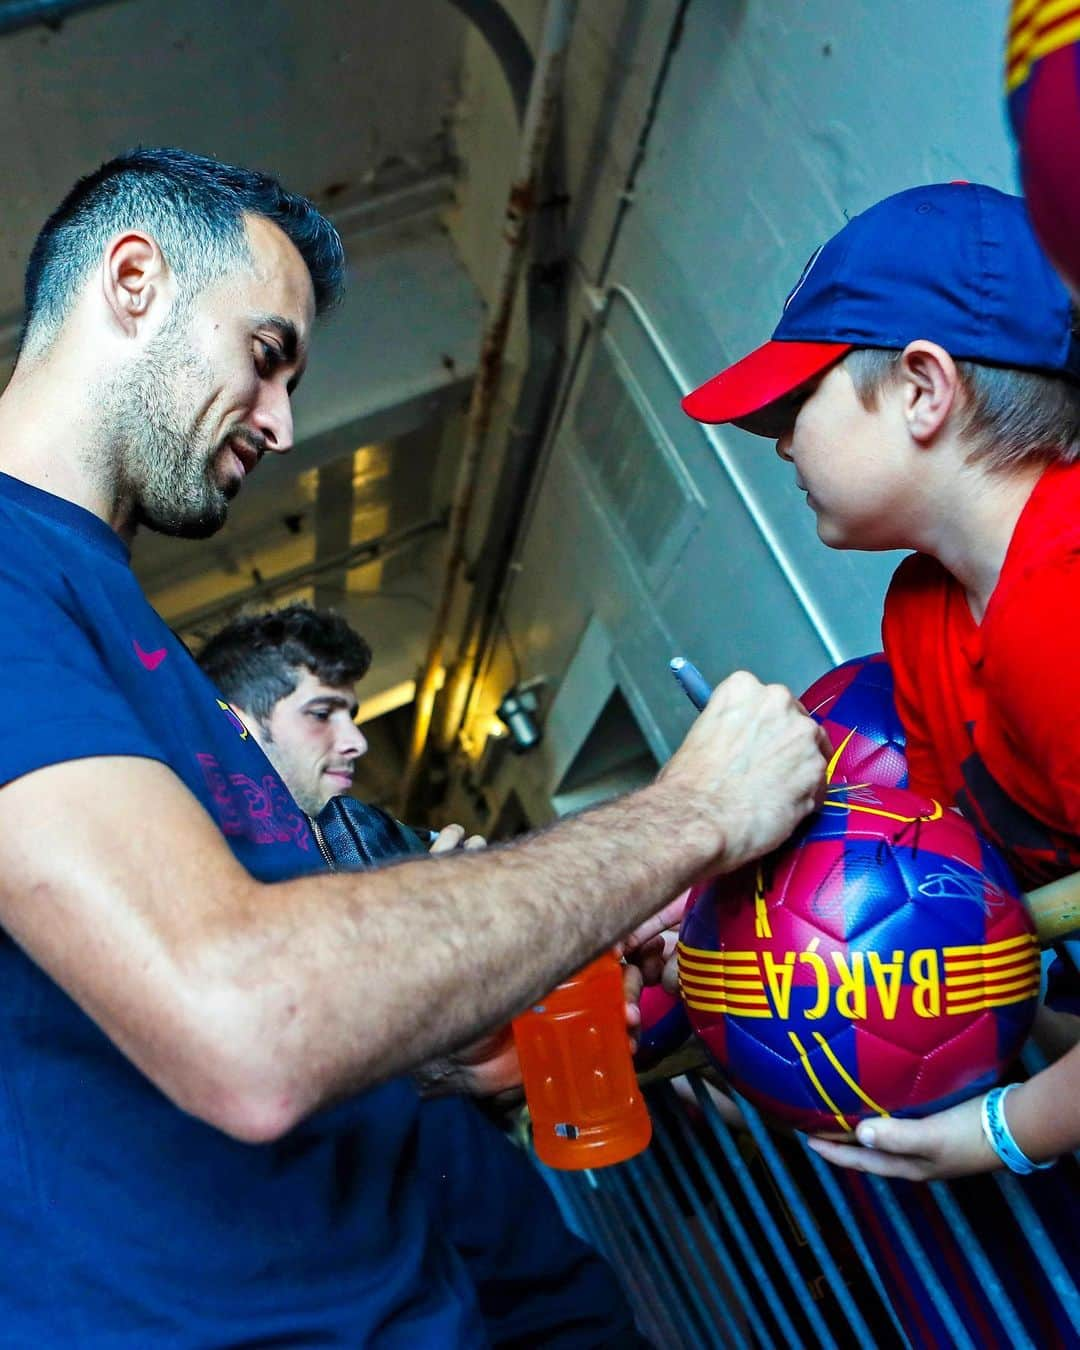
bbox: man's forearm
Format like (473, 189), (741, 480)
(200, 670), (828, 1133)
(241, 776), (718, 1120)
(1, 671), (825, 1141)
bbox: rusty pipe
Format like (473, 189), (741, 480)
(398, 0), (578, 815)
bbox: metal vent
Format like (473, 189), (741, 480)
(573, 336), (699, 576)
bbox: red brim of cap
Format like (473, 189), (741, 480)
(681, 340), (852, 437)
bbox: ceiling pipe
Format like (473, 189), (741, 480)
(444, 4), (691, 775)
(169, 513), (447, 639)
(433, 147), (565, 755)
(398, 0), (577, 816)
(445, 0), (533, 121)
(454, 1), (692, 752)
(432, 4), (569, 758)
(0, 0), (124, 35)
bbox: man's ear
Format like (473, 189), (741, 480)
(101, 232), (170, 336)
(897, 340), (960, 445)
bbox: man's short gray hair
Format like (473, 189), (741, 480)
(21, 146), (345, 360)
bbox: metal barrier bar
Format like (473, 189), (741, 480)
(667, 1087), (804, 1346)
(863, 1175), (978, 1350)
(612, 1156), (715, 1345)
(538, 1158), (590, 1241)
(796, 1141), (912, 1348)
(995, 1171), (1080, 1337)
(631, 1147), (746, 1348)
(691, 1079), (841, 1347)
(604, 1164), (710, 1347)
(544, 1075), (1080, 1349)
(926, 1180), (1035, 1349)
(542, 1029), (1080, 1347)
(734, 1094), (885, 1347)
(1014, 949), (1080, 1335)
(555, 1166), (685, 1348)
(646, 1096), (762, 1348)
(591, 1182), (687, 1348)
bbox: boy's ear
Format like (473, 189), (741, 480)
(897, 341), (960, 444)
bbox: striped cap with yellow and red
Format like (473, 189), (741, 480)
(1008, 0), (1080, 293)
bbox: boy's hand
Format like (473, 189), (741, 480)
(805, 1096), (999, 1180)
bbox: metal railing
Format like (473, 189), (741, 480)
(540, 1050), (1080, 1349)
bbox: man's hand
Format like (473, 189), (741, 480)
(806, 1097), (1000, 1180)
(416, 960), (647, 1102)
(414, 1024), (524, 1105)
(622, 889), (692, 964)
(660, 671), (830, 877)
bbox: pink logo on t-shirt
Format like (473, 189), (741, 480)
(195, 753), (311, 851)
(133, 639), (167, 671)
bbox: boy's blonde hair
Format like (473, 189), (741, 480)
(845, 347), (1080, 469)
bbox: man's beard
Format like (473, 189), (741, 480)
(108, 320), (234, 540)
(257, 730), (329, 817)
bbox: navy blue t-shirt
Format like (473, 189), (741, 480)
(0, 474), (485, 1346)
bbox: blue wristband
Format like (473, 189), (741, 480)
(980, 1084), (1056, 1175)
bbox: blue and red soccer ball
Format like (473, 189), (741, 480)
(669, 654), (1037, 1132)
(678, 784), (1038, 1132)
(800, 651), (908, 790)
(640, 651), (911, 1066)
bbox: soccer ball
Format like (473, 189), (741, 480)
(800, 652), (908, 789)
(677, 785), (1038, 1132)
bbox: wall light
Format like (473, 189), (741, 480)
(496, 684), (543, 753)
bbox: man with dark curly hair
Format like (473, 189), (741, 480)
(198, 601), (658, 1347)
(197, 603), (373, 817)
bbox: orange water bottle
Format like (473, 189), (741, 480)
(512, 950), (652, 1169)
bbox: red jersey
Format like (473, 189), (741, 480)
(883, 461), (1080, 888)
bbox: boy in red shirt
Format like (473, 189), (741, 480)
(682, 181), (1080, 1181)
(680, 181), (1080, 1348)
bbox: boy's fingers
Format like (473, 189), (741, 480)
(621, 961), (644, 1007)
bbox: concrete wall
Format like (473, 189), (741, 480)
(444, 0), (1017, 832)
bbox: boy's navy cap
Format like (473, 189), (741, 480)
(682, 182), (1080, 437)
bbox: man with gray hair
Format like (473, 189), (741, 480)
(0, 146), (827, 1343)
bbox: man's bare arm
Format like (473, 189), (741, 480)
(0, 671), (827, 1142)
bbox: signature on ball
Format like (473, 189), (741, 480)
(916, 860), (1014, 911)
